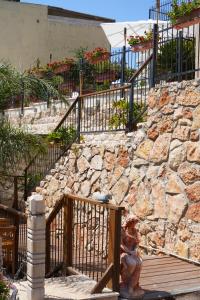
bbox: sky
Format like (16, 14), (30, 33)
(22, 0), (154, 22)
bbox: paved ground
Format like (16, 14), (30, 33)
(15, 275), (118, 300)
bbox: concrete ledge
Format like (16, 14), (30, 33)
(15, 275), (119, 300)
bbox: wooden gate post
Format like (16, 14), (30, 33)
(108, 208), (123, 292)
(63, 196), (73, 275)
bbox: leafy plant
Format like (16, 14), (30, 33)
(109, 99), (145, 129)
(128, 30), (153, 47)
(73, 46), (88, 60)
(168, 0), (200, 24)
(0, 280), (10, 300)
(157, 38), (195, 80)
(84, 47), (110, 64)
(26, 173), (43, 192)
(47, 126), (77, 145)
(0, 62), (64, 111)
(0, 120), (46, 175)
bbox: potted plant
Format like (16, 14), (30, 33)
(168, 0), (200, 29)
(128, 31), (153, 52)
(48, 58), (75, 74)
(84, 47), (110, 64)
(94, 61), (120, 83)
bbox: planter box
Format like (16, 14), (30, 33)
(54, 64), (71, 74)
(131, 40), (153, 52)
(95, 70), (117, 83)
(89, 53), (110, 64)
(34, 70), (46, 78)
(174, 7), (200, 29)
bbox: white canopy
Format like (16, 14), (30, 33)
(101, 19), (167, 48)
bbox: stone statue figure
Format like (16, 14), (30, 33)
(120, 215), (144, 298)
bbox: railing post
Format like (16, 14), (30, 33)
(77, 97), (81, 143)
(24, 169), (28, 202)
(177, 30), (183, 82)
(13, 176), (19, 273)
(63, 196), (73, 275)
(127, 81), (134, 132)
(150, 23), (158, 88)
(21, 78), (25, 116)
(108, 209), (122, 292)
(121, 46), (126, 86)
(13, 176), (18, 210)
(45, 224), (50, 275)
(79, 58), (84, 96)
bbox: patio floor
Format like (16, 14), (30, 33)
(121, 255), (200, 299)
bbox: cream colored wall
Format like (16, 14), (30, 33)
(0, 1), (110, 71)
(47, 18), (110, 62)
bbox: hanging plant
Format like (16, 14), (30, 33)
(84, 47), (110, 64)
(48, 58), (75, 74)
(168, 0), (200, 29)
(128, 31), (153, 52)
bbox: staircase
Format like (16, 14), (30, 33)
(0, 53), (153, 209)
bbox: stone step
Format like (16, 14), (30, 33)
(15, 275), (119, 300)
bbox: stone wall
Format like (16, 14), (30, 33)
(6, 100), (69, 134)
(36, 80), (200, 262)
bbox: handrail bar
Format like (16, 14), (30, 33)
(46, 193), (124, 225)
(54, 84), (131, 132)
(67, 193), (124, 211)
(128, 54), (153, 83)
(0, 203), (27, 219)
(79, 84), (131, 99)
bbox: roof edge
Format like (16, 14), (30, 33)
(48, 6), (115, 23)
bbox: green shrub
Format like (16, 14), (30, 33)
(157, 38), (195, 80)
(168, 0), (200, 24)
(0, 280), (9, 300)
(47, 126), (77, 145)
(109, 99), (145, 129)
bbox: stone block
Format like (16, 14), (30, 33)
(27, 286), (44, 300)
(27, 239), (45, 254)
(27, 263), (45, 279)
(149, 133), (171, 163)
(28, 194), (45, 215)
(27, 215), (45, 230)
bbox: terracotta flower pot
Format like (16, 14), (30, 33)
(95, 70), (117, 83)
(131, 40), (153, 53)
(34, 70), (46, 78)
(174, 7), (200, 29)
(54, 64), (71, 74)
(90, 53), (110, 64)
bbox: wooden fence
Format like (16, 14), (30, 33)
(46, 194), (124, 293)
(0, 204), (27, 275)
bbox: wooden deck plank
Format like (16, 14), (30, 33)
(142, 277), (200, 291)
(140, 265), (200, 278)
(141, 270), (200, 285)
(138, 255), (200, 300)
(142, 257), (186, 266)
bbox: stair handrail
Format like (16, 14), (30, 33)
(128, 53), (153, 83)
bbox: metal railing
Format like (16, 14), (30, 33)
(156, 23), (197, 82)
(4, 47), (152, 113)
(46, 194), (124, 293)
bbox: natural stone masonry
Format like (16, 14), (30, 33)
(36, 80), (200, 262)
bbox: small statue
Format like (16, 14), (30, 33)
(120, 215), (144, 299)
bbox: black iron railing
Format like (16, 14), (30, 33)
(149, 0), (199, 21)
(156, 23), (197, 82)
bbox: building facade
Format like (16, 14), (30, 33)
(0, 0), (114, 71)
